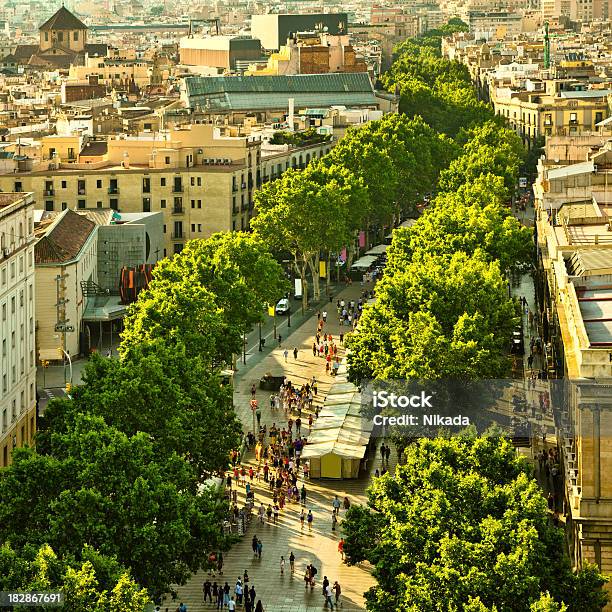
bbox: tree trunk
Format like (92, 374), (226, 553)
(308, 253), (321, 302)
(300, 256), (309, 312)
(326, 252), (331, 297)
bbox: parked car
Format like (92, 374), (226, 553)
(275, 298), (290, 315)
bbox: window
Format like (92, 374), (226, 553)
(163, 225), (166, 234)
(596, 112), (603, 125)
(173, 243), (183, 254)
(161, 177), (166, 186)
(78, 179), (85, 194)
(58, 31), (63, 42)
(191, 199), (195, 209)
(74, 30), (79, 40)
(197, 177), (202, 186)
(142, 198), (151, 212)
(97, 179), (102, 188)
(68, 147), (75, 160)
(570, 112), (578, 123)
(44, 32), (48, 41)
(198, 224), (202, 232)
(197, 200), (202, 208)
(110, 198), (118, 210)
(165, 156), (170, 165)
(190, 177), (195, 186)
(97, 201), (102, 208)
(191, 223), (196, 232)
(160, 199), (166, 208)
(14, 181), (22, 192)
(77, 199), (85, 209)
(143, 177), (151, 193)
(61, 202), (67, 211)
(61, 180), (67, 188)
(45, 201), (54, 211)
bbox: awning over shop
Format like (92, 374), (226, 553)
(82, 295), (128, 322)
(365, 244), (387, 256)
(350, 255), (377, 270)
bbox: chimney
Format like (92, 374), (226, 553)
(122, 151), (130, 169)
(288, 97), (295, 132)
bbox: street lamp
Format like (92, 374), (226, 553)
(57, 347), (73, 388)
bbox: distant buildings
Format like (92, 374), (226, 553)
(5, 6), (107, 69)
(251, 13), (349, 51)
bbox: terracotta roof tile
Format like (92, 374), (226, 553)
(35, 209), (96, 265)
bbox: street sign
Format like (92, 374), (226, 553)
(519, 177), (528, 188)
(54, 324), (75, 332)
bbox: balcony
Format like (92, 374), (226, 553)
(172, 207), (184, 215)
(241, 182), (247, 189)
(232, 207), (240, 215)
(43, 189), (54, 196)
(78, 188), (86, 195)
(171, 232), (184, 240)
(108, 187), (119, 194)
(232, 184), (238, 193)
(172, 185), (184, 193)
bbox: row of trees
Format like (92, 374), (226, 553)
(346, 120), (532, 383)
(343, 22), (607, 612)
(342, 433), (608, 611)
(253, 114), (457, 309)
(0, 233), (287, 608)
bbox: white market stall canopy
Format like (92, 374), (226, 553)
(365, 244), (387, 256)
(301, 376), (373, 478)
(351, 255), (377, 270)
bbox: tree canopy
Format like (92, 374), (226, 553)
(342, 434), (608, 612)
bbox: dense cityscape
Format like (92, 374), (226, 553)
(1, 0), (612, 610)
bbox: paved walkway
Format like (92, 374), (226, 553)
(164, 281), (388, 612)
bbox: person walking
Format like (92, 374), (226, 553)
(283, 348), (288, 362)
(258, 503), (265, 524)
(296, 417), (301, 435)
(257, 539), (263, 559)
(333, 581), (341, 607)
(280, 555), (286, 575)
(332, 495), (341, 515)
(324, 583), (334, 609)
(322, 310), (327, 322)
(252, 535), (258, 557)
(255, 601), (264, 612)
(289, 551), (295, 573)
(228, 596), (236, 611)
(216, 587), (224, 610)
(343, 496), (351, 511)
(235, 580), (243, 605)
(266, 504), (272, 523)
(331, 510), (338, 531)
(249, 585), (256, 605)
(307, 509), (313, 531)
(203, 580), (212, 603)
(338, 538), (345, 560)
(293, 347), (299, 360)
(223, 582), (230, 608)
(300, 508), (305, 530)
(273, 504), (279, 524)
(300, 484), (307, 505)
(217, 552), (224, 575)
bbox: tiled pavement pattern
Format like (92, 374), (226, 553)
(163, 281), (397, 612)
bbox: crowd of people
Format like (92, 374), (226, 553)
(203, 287), (385, 610)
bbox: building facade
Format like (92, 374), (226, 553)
(0, 192), (36, 468)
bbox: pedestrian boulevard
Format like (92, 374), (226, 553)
(165, 281), (393, 612)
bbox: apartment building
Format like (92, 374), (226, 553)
(0, 192), (36, 468)
(533, 142), (612, 605)
(0, 124), (335, 255)
(491, 83), (610, 145)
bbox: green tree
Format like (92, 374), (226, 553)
(252, 167), (352, 308)
(0, 543), (151, 612)
(121, 232), (286, 365)
(342, 434), (608, 612)
(0, 415), (228, 598)
(39, 344), (241, 479)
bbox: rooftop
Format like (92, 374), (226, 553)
(39, 6), (87, 32)
(34, 209), (96, 265)
(0, 193), (26, 209)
